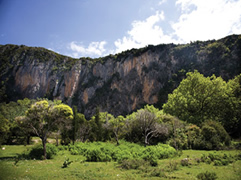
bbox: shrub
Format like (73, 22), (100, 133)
(214, 160), (222, 166)
(119, 159), (148, 170)
(180, 158), (189, 166)
(68, 141), (176, 163)
(57, 145), (68, 151)
(197, 171), (217, 180)
(221, 159), (229, 166)
(166, 160), (179, 172)
(62, 158), (73, 168)
(28, 144), (58, 160)
(200, 121), (230, 150)
(149, 168), (167, 178)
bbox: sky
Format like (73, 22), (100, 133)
(0, 0), (241, 58)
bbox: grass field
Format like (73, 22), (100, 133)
(0, 143), (241, 180)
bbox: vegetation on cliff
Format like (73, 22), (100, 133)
(1, 35), (241, 118)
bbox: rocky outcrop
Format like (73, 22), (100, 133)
(1, 34), (241, 118)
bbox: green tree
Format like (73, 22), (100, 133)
(71, 106), (86, 144)
(0, 114), (10, 145)
(18, 100), (73, 159)
(89, 107), (108, 141)
(163, 70), (228, 125)
(0, 98), (34, 144)
(108, 115), (125, 145)
(225, 74), (241, 137)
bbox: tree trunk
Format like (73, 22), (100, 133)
(116, 136), (119, 146)
(56, 135), (59, 146)
(144, 136), (148, 147)
(42, 138), (47, 160)
(26, 135), (31, 145)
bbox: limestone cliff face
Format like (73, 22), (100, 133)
(1, 34), (241, 118)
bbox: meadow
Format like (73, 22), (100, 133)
(0, 139), (241, 180)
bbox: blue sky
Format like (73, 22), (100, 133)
(1, 0), (241, 58)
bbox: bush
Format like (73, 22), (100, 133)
(28, 144), (58, 160)
(214, 160), (222, 166)
(119, 159), (148, 170)
(200, 152), (235, 166)
(200, 121), (230, 150)
(68, 141), (177, 163)
(180, 158), (189, 166)
(57, 145), (68, 151)
(197, 171), (217, 180)
(62, 158), (73, 168)
(149, 168), (167, 178)
(166, 160), (179, 172)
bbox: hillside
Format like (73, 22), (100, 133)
(0, 34), (241, 118)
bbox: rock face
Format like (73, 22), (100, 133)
(1, 34), (241, 118)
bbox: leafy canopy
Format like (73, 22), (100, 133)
(163, 70), (235, 126)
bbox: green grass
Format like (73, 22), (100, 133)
(0, 144), (241, 180)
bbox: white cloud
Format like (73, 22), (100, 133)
(159, 0), (167, 5)
(173, 0), (241, 43)
(114, 11), (175, 53)
(68, 41), (107, 58)
(66, 0), (241, 58)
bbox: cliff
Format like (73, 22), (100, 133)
(1, 34), (241, 118)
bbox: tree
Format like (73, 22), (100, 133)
(0, 114), (10, 145)
(108, 115), (125, 145)
(89, 107), (110, 141)
(163, 70), (228, 125)
(225, 74), (241, 137)
(71, 106), (86, 143)
(135, 109), (162, 146)
(18, 100), (73, 159)
(0, 98), (34, 145)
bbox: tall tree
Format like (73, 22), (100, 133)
(0, 114), (9, 145)
(108, 115), (125, 145)
(163, 70), (228, 125)
(225, 74), (241, 137)
(91, 107), (103, 141)
(18, 100), (73, 159)
(71, 106), (86, 144)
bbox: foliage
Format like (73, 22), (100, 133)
(107, 115), (125, 145)
(163, 70), (227, 124)
(166, 160), (179, 172)
(17, 100), (73, 159)
(62, 106), (87, 145)
(197, 171), (218, 180)
(28, 144), (58, 160)
(124, 105), (166, 145)
(118, 159), (149, 169)
(163, 70), (241, 138)
(200, 152), (237, 167)
(0, 98), (35, 145)
(0, 114), (10, 145)
(199, 121), (230, 150)
(180, 158), (189, 166)
(69, 141), (176, 163)
(225, 74), (241, 137)
(62, 158), (73, 168)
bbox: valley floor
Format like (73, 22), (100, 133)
(0, 145), (241, 180)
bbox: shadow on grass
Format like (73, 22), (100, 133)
(0, 156), (16, 160)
